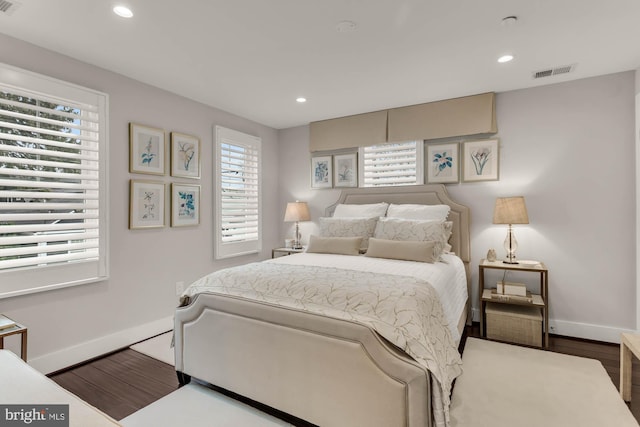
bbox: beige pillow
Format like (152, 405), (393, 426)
(306, 235), (362, 256)
(373, 218), (450, 259)
(365, 238), (438, 263)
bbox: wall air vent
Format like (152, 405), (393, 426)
(532, 64), (575, 79)
(0, 0), (21, 15)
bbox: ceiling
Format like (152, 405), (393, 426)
(1, 1), (638, 130)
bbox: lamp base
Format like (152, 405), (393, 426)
(503, 260), (519, 265)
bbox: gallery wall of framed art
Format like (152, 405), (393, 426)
(128, 122), (201, 229)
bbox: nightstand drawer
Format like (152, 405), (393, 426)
(486, 302), (542, 347)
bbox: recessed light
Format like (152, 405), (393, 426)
(498, 54), (514, 63)
(113, 5), (133, 18)
(501, 16), (518, 26)
(296, 97), (307, 103)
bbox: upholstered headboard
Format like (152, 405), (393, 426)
(325, 184), (470, 264)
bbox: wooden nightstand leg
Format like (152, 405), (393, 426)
(621, 341), (633, 401)
(21, 330), (27, 362)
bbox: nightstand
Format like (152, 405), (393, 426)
(0, 315), (27, 361)
(271, 247), (305, 258)
(479, 259), (549, 348)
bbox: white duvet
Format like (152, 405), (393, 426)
(268, 252), (468, 343)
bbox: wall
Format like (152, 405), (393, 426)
(0, 33), (281, 373)
(279, 71), (637, 343)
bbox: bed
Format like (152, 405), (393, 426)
(174, 184), (471, 427)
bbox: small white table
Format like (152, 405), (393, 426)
(620, 332), (640, 401)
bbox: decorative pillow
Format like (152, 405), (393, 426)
(319, 217), (378, 251)
(386, 203), (450, 221)
(365, 238), (438, 263)
(373, 217), (449, 259)
(306, 235), (362, 256)
(332, 202), (389, 218)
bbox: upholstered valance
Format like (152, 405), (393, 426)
(309, 92), (496, 152)
(309, 110), (387, 152)
(387, 92), (497, 142)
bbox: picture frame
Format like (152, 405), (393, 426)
(310, 155), (333, 188)
(426, 142), (459, 183)
(334, 153), (358, 187)
(171, 183), (200, 227)
(129, 180), (165, 229)
(170, 132), (201, 179)
(129, 123), (166, 175)
(462, 139), (500, 182)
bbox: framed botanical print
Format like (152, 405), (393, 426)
(427, 142), (459, 183)
(311, 155), (332, 188)
(129, 180), (165, 229)
(334, 153), (357, 187)
(463, 139), (500, 182)
(171, 183), (200, 227)
(129, 123), (165, 175)
(170, 132), (201, 179)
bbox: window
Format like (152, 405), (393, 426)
(214, 126), (261, 259)
(0, 64), (108, 299)
(358, 140), (424, 187)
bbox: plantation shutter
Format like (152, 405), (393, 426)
(359, 141), (424, 187)
(0, 63), (108, 298)
(215, 126), (261, 259)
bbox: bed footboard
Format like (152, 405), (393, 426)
(175, 293), (432, 427)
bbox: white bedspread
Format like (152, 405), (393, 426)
(183, 257), (464, 427)
(268, 252), (468, 342)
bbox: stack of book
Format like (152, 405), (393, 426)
(0, 315), (16, 331)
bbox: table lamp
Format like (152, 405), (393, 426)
(284, 201), (310, 249)
(493, 196), (529, 264)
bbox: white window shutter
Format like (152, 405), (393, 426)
(359, 141), (424, 187)
(0, 63), (108, 298)
(214, 126), (262, 259)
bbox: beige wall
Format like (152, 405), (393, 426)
(279, 71), (637, 343)
(0, 33), (281, 373)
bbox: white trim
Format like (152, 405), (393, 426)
(28, 316), (173, 375)
(472, 307), (631, 344)
(549, 319), (634, 345)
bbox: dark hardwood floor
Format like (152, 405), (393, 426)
(49, 348), (179, 421)
(49, 325), (640, 423)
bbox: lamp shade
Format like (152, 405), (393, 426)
(284, 201), (310, 222)
(493, 197), (529, 225)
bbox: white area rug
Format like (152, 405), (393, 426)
(450, 338), (638, 427)
(120, 383), (292, 426)
(129, 331), (174, 366)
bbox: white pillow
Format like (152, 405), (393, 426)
(333, 202), (389, 218)
(306, 235), (362, 256)
(373, 217), (450, 259)
(319, 217), (378, 251)
(386, 203), (450, 221)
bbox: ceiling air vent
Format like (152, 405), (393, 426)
(0, 0), (21, 15)
(532, 64), (575, 80)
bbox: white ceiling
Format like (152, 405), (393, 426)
(1, 1), (639, 129)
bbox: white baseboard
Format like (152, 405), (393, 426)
(471, 308), (635, 344)
(549, 319), (635, 344)
(29, 315), (173, 375)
